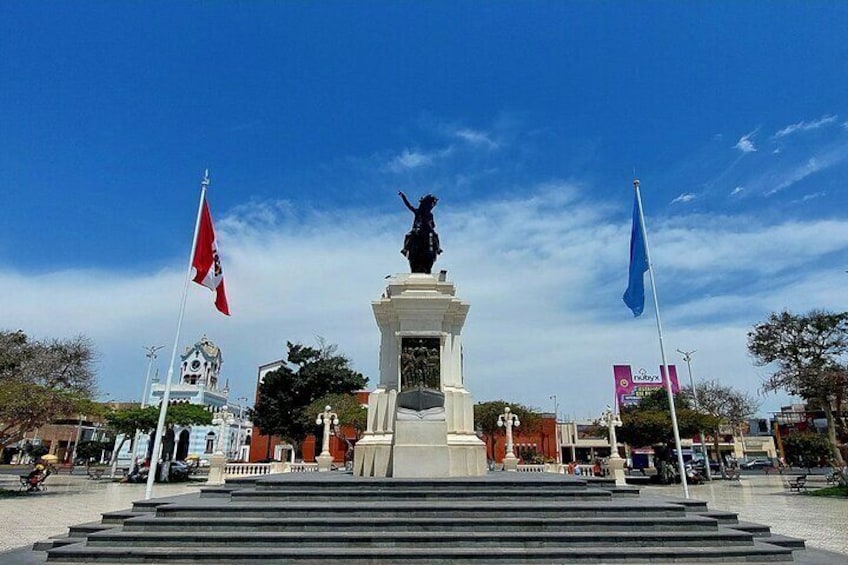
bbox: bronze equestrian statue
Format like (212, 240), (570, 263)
(399, 191), (442, 274)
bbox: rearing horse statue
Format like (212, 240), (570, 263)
(399, 191), (442, 274)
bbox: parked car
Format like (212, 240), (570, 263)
(740, 458), (774, 469)
(125, 460), (192, 483)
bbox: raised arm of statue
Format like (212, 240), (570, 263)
(398, 191), (416, 213)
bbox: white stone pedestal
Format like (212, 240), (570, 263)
(608, 456), (627, 486)
(206, 453), (226, 485)
(354, 273), (486, 478)
(392, 411), (450, 477)
(316, 453), (333, 472)
(503, 454), (518, 472)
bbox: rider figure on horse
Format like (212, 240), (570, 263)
(399, 191), (442, 273)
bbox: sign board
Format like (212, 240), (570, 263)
(614, 364), (680, 408)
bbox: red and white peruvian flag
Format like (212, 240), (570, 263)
(192, 198), (230, 316)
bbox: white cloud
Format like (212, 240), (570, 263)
(455, 128), (498, 149)
(671, 193), (695, 204)
(734, 130), (757, 153)
(774, 114), (838, 138)
(799, 191), (825, 202)
(767, 157), (827, 195)
(730, 186), (744, 196)
(2, 185), (844, 418)
(748, 140), (848, 196)
(386, 149), (434, 172)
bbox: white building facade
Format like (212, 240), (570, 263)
(116, 336), (252, 465)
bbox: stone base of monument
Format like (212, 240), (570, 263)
(205, 453), (226, 485)
(316, 453), (333, 472)
(354, 273), (487, 478)
(392, 410), (451, 478)
(608, 456), (627, 486)
(503, 453), (518, 472)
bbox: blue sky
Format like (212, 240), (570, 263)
(2, 3), (847, 419)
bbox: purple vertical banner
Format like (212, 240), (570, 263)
(660, 365), (680, 393)
(613, 365), (635, 409)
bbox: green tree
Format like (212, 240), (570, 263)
(103, 405), (157, 476)
(783, 432), (833, 471)
(748, 310), (848, 477)
(75, 440), (112, 463)
(473, 400), (542, 461)
(166, 403), (214, 427)
(23, 442), (49, 460)
(617, 389), (714, 483)
(0, 331), (98, 455)
(617, 389), (711, 448)
(686, 380), (758, 477)
(307, 393), (368, 460)
(103, 403), (212, 476)
(252, 341), (368, 459)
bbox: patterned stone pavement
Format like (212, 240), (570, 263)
(0, 473), (202, 553)
(642, 474), (848, 556)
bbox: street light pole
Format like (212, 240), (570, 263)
(140, 346), (165, 410)
(70, 413), (84, 467)
(132, 345), (164, 466)
(549, 395), (561, 466)
(236, 396), (248, 461)
(497, 406), (521, 471)
(315, 405), (339, 472)
(677, 349), (712, 480)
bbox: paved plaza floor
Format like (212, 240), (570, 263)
(0, 472), (845, 563)
(641, 474), (848, 557)
(0, 473), (202, 554)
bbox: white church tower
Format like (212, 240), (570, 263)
(116, 336), (252, 467)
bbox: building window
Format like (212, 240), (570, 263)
(205, 432), (215, 454)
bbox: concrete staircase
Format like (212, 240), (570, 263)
(42, 474), (802, 563)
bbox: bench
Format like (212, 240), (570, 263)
(87, 468), (105, 480)
(788, 474), (807, 492)
(825, 472), (842, 486)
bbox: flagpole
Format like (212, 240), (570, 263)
(144, 170), (210, 500)
(633, 179), (690, 499)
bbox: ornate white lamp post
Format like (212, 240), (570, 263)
(600, 405), (626, 485)
(315, 405), (339, 472)
(497, 406), (520, 472)
(207, 406), (234, 485)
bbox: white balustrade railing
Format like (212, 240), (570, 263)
(290, 462), (319, 473)
(515, 464), (546, 473)
(224, 462), (272, 477)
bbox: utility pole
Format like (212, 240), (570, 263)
(677, 349), (712, 480)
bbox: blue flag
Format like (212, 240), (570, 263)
(623, 192), (648, 316)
